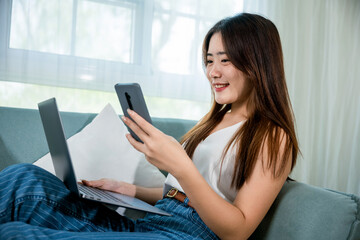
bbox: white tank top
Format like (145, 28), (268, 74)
(163, 121), (244, 203)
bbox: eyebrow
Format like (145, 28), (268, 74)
(206, 51), (227, 56)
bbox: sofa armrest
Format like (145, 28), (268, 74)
(250, 180), (360, 240)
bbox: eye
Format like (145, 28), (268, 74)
(206, 59), (213, 64)
(221, 59), (230, 63)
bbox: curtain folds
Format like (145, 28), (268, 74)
(244, 0), (360, 195)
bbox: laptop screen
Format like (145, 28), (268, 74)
(38, 98), (80, 195)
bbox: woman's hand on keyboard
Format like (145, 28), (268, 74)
(81, 179), (136, 197)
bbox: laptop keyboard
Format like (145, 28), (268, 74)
(77, 184), (126, 204)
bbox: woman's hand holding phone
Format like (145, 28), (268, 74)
(122, 109), (193, 178)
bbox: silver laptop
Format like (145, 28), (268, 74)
(38, 97), (170, 216)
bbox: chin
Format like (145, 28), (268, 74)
(215, 98), (230, 105)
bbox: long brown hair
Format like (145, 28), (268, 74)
(181, 13), (299, 189)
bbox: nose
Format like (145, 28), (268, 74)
(208, 63), (221, 79)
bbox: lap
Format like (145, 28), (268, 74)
(0, 164), (219, 239)
(136, 198), (219, 239)
(0, 163), (134, 232)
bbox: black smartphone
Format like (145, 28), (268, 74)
(114, 83), (152, 142)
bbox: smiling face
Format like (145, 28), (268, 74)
(206, 33), (253, 114)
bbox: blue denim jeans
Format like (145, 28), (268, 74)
(0, 164), (219, 239)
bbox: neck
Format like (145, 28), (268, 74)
(229, 101), (251, 122)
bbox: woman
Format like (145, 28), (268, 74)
(0, 13), (299, 239)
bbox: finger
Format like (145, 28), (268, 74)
(125, 133), (148, 154)
(81, 179), (90, 185)
(82, 179), (104, 188)
(127, 109), (159, 136)
(122, 115), (150, 142)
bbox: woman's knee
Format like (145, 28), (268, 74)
(0, 163), (65, 196)
(2, 163), (46, 177)
(3, 163), (55, 180)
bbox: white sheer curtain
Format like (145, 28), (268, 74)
(244, 0), (360, 195)
(0, 0), (243, 119)
(0, 0), (243, 103)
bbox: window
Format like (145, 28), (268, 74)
(10, 0), (145, 64)
(0, 0), (243, 119)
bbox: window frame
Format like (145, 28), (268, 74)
(0, 0), (153, 91)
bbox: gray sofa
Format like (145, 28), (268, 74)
(0, 106), (359, 240)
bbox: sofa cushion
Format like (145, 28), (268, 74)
(34, 103), (165, 187)
(250, 180), (360, 240)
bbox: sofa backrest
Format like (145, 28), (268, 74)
(0, 106), (196, 171)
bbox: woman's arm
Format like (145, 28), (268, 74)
(176, 145), (291, 239)
(134, 186), (163, 205)
(82, 179), (163, 205)
(123, 109), (292, 239)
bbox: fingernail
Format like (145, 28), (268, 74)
(121, 116), (126, 121)
(127, 109), (134, 115)
(125, 133), (132, 140)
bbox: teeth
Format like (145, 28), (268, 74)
(214, 84), (228, 88)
